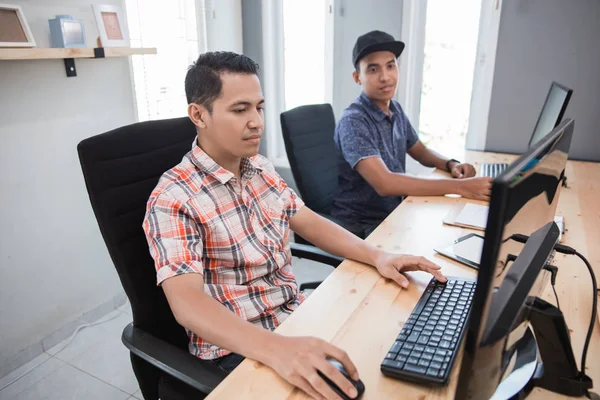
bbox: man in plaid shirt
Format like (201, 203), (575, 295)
(143, 51), (446, 400)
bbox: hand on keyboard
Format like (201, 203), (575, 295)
(373, 253), (447, 288)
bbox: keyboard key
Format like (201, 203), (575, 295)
(406, 332), (420, 343)
(439, 369), (446, 378)
(430, 335), (442, 342)
(435, 349), (449, 356)
(403, 343), (415, 351)
(439, 341), (452, 349)
(390, 342), (402, 353)
(407, 356), (420, 365)
(399, 348), (412, 357)
(417, 336), (430, 345)
(432, 355), (445, 363)
(424, 346), (436, 354)
(414, 345), (425, 352)
(442, 335), (453, 341)
(422, 329), (433, 336)
(430, 361), (443, 369)
(396, 355), (408, 364)
(418, 359), (430, 368)
(404, 363), (428, 375)
(445, 356), (452, 363)
(382, 359), (405, 369)
(427, 367), (440, 377)
(410, 350), (423, 359)
(398, 333), (409, 341)
(421, 353), (433, 361)
(385, 352), (396, 360)
(442, 362), (449, 370)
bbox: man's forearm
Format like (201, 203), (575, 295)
(174, 289), (279, 364)
(382, 173), (461, 197)
(416, 147), (449, 170)
(292, 212), (381, 267)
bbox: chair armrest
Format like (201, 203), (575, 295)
(299, 281), (322, 291)
(121, 323), (227, 394)
(289, 243), (344, 268)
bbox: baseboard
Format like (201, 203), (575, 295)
(0, 291), (127, 379)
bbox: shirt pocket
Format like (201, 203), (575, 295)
(256, 189), (289, 243)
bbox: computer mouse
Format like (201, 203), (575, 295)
(317, 359), (365, 400)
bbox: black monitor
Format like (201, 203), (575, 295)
(456, 118), (575, 399)
(528, 82), (573, 148)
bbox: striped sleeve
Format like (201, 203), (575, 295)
(143, 193), (204, 285)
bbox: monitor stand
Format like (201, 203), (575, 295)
(490, 297), (593, 399)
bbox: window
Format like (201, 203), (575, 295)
(262, 0), (334, 166)
(283, 0), (330, 110)
(125, 0), (204, 121)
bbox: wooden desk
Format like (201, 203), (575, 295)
(207, 151), (599, 399)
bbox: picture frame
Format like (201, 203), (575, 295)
(92, 4), (128, 47)
(0, 3), (36, 48)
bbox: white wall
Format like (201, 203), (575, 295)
(0, 0), (134, 374)
(485, 0), (600, 161)
(205, 0), (243, 53)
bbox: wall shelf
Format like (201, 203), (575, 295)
(0, 47), (157, 77)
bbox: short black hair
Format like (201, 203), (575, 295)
(185, 51), (259, 113)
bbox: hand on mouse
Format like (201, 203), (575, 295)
(264, 335), (359, 400)
(374, 252), (447, 288)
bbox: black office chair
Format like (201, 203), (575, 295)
(77, 117), (343, 400)
(280, 104), (353, 243)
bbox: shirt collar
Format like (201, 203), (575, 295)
(189, 140), (263, 184)
(358, 91), (397, 122)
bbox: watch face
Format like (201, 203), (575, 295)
(62, 20), (84, 45)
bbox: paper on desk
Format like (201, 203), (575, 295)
(454, 203), (489, 230)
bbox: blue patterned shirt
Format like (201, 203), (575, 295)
(332, 92), (419, 228)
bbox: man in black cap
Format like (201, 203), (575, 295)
(331, 30), (492, 238)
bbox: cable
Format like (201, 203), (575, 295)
(573, 251), (597, 379)
(543, 264), (560, 311)
(50, 310), (122, 356)
(0, 310), (123, 391)
(508, 233), (597, 381)
(551, 284), (561, 311)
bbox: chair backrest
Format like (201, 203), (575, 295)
(280, 104), (338, 215)
(77, 117), (196, 350)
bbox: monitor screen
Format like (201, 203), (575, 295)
(456, 119), (575, 399)
(529, 82), (572, 147)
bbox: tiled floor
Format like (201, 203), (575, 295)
(0, 257), (333, 400)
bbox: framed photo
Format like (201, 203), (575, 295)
(0, 4), (36, 47)
(92, 4), (128, 47)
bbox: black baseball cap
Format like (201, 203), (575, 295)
(352, 30), (405, 68)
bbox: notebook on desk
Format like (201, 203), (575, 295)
(443, 203), (487, 231)
(444, 204), (565, 240)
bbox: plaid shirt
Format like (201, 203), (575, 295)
(143, 142), (305, 360)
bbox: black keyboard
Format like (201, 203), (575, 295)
(481, 163), (508, 178)
(380, 278), (476, 385)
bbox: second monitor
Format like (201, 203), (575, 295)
(481, 81), (573, 178)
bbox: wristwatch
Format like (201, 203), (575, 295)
(446, 159), (461, 172)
